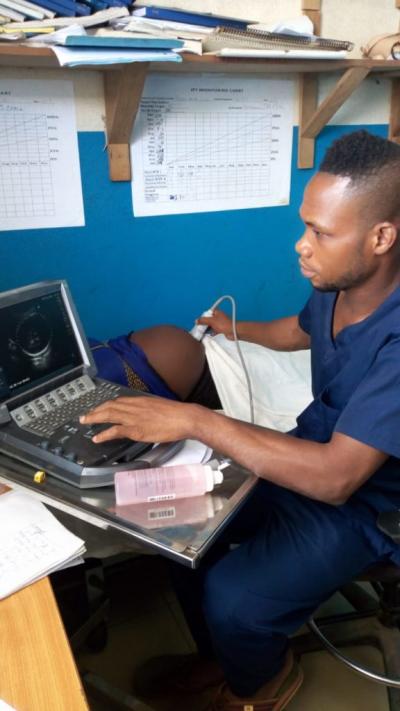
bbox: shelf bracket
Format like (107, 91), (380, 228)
(390, 77), (400, 144)
(298, 66), (371, 169)
(301, 0), (321, 35)
(103, 63), (149, 181)
(298, 73), (318, 169)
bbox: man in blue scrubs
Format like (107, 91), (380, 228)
(82, 130), (400, 711)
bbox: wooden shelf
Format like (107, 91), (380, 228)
(2, 46), (399, 72)
(2, 47), (400, 180)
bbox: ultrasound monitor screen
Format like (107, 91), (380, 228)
(0, 290), (83, 402)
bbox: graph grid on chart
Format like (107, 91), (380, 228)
(141, 101), (281, 204)
(0, 107), (56, 219)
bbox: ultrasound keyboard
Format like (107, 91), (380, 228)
(10, 375), (121, 438)
(5, 375), (143, 470)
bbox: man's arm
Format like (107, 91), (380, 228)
(197, 311), (311, 351)
(193, 410), (388, 505)
(81, 398), (387, 506)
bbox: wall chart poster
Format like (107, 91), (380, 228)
(131, 72), (294, 217)
(0, 79), (84, 232)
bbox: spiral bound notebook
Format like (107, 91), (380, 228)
(203, 26), (354, 53)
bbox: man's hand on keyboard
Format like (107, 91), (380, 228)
(80, 395), (199, 444)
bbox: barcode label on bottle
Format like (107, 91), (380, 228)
(147, 494), (176, 502)
(148, 507), (176, 521)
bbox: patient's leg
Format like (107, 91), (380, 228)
(129, 326), (205, 401)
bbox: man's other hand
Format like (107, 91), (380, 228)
(197, 308), (234, 339)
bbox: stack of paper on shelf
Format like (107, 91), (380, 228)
(2, 5), (128, 31)
(0, 4), (353, 60)
(0, 0), (52, 22)
(0, 2), (254, 33)
(108, 16), (210, 55)
(0, 0), (130, 25)
(24, 22), (185, 64)
(107, 6), (256, 55)
(0, 490), (85, 600)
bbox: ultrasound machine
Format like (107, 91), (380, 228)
(0, 281), (178, 488)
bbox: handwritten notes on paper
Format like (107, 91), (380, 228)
(131, 72), (294, 217)
(0, 490), (85, 599)
(0, 79), (84, 231)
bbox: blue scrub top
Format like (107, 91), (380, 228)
(297, 286), (400, 564)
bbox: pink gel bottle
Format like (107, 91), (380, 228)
(114, 463), (224, 506)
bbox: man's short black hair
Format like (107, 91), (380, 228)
(320, 129), (400, 178)
(319, 130), (400, 224)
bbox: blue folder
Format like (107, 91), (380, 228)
(132, 5), (253, 29)
(64, 35), (184, 48)
(36, 0), (77, 15)
(75, 2), (91, 14)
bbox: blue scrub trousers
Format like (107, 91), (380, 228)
(171, 480), (387, 697)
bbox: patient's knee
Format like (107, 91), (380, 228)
(130, 325), (205, 400)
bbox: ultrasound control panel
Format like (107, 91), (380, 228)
(4, 375), (151, 478)
(11, 374), (111, 435)
(11, 374), (96, 432)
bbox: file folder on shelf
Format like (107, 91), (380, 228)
(132, 5), (254, 30)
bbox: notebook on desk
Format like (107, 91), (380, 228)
(0, 281), (179, 488)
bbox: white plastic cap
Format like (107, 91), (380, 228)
(213, 470), (223, 485)
(204, 466), (224, 492)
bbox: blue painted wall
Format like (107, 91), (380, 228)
(0, 124), (387, 339)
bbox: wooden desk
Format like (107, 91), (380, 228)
(0, 484), (88, 711)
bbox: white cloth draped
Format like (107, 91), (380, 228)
(203, 334), (313, 431)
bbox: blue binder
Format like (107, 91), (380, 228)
(64, 34), (184, 48)
(36, 0), (77, 15)
(132, 5), (253, 29)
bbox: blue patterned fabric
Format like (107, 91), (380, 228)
(89, 335), (179, 400)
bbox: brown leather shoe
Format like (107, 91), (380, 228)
(207, 651), (303, 711)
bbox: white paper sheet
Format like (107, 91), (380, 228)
(131, 72), (294, 217)
(161, 438), (213, 467)
(0, 490), (85, 599)
(0, 701), (17, 711)
(51, 46), (182, 67)
(0, 79), (84, 231)
(248, 15), (314, 35)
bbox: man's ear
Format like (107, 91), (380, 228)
(371, 222), (399, 255)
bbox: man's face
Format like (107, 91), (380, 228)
(296, 172), (374, 292)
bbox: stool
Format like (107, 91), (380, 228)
(293, 512), (400, 711)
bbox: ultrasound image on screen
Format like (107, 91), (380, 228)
(0, 291), (83, 401)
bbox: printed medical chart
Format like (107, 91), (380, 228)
(131, 73), (294, 217)
(0, 79), (84, 231)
